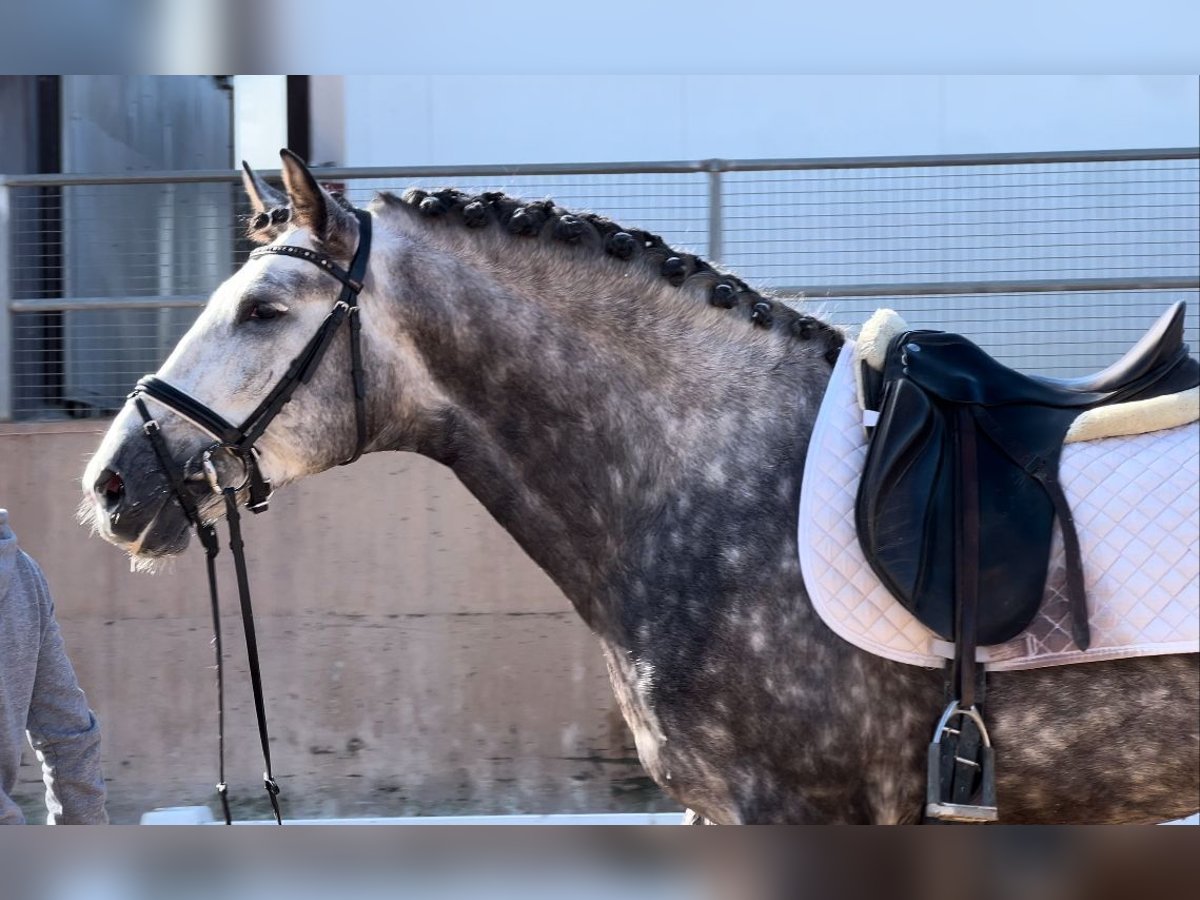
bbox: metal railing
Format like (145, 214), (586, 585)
(0, 183), (10, 420)
(3, 147), (1198, 420)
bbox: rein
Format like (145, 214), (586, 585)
(128, 208), (373, 824)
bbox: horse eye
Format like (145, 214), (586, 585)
(247, 302), (284, 322)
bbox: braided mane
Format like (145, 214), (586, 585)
(249, 186), (844, 363)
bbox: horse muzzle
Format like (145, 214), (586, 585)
(83, 434), (198, 556)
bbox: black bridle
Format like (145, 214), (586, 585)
(128, 208), (373, 824)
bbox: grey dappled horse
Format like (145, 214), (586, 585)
(81, 151), (1199, 823)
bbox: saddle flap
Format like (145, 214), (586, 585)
(856, 377), (948, 631)
(856, 346), (1061, 645)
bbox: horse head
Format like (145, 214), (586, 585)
(80, 151), (445, 559)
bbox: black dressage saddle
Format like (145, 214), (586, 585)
(854, 302), (1198, 821)
(857, 301), (1197, 654)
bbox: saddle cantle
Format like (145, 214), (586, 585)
(852, 301), (1200, 821)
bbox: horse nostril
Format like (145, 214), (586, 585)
(96, 469), (125, 511)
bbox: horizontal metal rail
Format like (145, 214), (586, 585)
(11, 277), (1197, 314)
(3, 147), (1196, 188)
(710, 147), (1200, 173)
(775, 275), (1200, 299)
(9, 294), (208, 312)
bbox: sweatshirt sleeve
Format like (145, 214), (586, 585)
(24, 563), (108, 825)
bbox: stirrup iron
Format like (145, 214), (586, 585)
(925, 700), (998, 823)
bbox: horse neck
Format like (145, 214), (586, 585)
(381, 237), (830, 639)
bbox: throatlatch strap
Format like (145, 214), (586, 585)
(343, 211), (369, 465)
(346, 306), (367, 464)
(341, 211), (372, 465)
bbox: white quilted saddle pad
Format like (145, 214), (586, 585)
(798, 340), (1200, 671)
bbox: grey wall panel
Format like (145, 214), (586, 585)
(0, 77), (39, 176)
(60, 76), (233, 413)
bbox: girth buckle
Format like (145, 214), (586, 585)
(925, 700), (998, 823)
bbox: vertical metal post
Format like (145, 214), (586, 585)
(156, 182), (177, 361)
(0, 179), (12, 421)
(706, 161), (724, 265)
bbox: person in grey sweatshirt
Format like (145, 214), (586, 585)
(1, 508), (107, 824)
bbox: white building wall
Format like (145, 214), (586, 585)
(232, 75), (288, 169)
(316, 75), (1199, 166)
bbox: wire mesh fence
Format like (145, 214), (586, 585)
(722, 158), (1199, 286)
(3, 149), (1197, 420)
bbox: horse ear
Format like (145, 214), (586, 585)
(278, 148), (355, 249)
(241, 160), (286, 213)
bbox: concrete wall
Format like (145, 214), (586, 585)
(1, 422), (673, 823)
